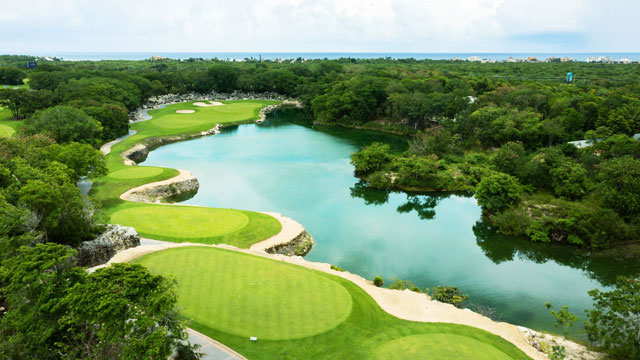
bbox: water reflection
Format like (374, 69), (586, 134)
(473, 221), (640, 286)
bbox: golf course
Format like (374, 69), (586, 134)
(91, 100), (282, 248)
(86, 99), (536, 359)
(132, 246), (530, 359)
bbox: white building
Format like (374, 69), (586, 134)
(586, 57), (597, 63)
(620, 57), (632, 64)
(467, 56), (482, 62)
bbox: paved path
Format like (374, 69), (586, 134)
(186, 328), (247, 360)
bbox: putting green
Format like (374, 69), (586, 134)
(109, 166), (164, 179)
(371, 334), (513, 360)
(110, 206), (249, 240)
(134, 247), (353, 340)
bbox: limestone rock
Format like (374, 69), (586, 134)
(77, 225), (140, 267)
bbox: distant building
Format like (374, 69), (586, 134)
(506, 57), (517, 63)
(527, 56), (538, 62)
(597, 56), (612, 63)
(561, 57), (573, 62)
(467, 56), (482, 62)
(620, 57), (632, 64)
(26, 61), (37, 69)
(546, 56), (561, 63)
(586, 57), (597, 63)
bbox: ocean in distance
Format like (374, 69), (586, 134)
(35, 52), (640, 62)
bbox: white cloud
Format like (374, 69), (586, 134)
(0, 0), (638, 52)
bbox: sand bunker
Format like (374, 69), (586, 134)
(193, 101), (223, 107)
(176, 110), (196, 114)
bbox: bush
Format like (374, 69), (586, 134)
(373, 276), (384, 287)
(475, 173), (522, 213)
(350, 143), (392, 175)
(428, 286), (469, 308)
(490, 206), (531, 236)
(367, 171), (392, 189)
(330, 265), (344, 272)
(388, 278), (421, 293)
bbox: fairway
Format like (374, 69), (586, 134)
(133, 247), (354, 340)
(109, 166), (164, 179)
(370, 334), (513, 360)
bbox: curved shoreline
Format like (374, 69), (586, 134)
(95, 100), (591, 360)
(92, 240), (545, 360)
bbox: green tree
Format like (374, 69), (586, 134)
(207, 65), (239, 93)
(585, 277), (640, 359)
(0, 66), (27, 85)
(475, 173), (522, 213)
(350, 142), (392, 175)
(550, 161), (589, 199)
(0, 244), (85, 359)
(19, 106), (102, 145)
(0, 89), (57, 119)
(598, 156), (640, 218)
(428, 286), (469, 308)
(60, 263), (189, 359)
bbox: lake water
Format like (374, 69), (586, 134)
(142, 117), (640, 336)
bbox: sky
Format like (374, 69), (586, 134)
(1, 0), (638, 53)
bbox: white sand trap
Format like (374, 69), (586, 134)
(193, 101), (223, 107)
(176, 110), (195, 114)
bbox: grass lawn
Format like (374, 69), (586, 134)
(0, 107), (20, 138)
(90, 100), (282, 248)
(133, 247), (531, 360)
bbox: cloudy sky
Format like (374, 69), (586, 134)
(1, 0), (638, 53)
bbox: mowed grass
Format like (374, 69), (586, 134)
(109, 166), (163, 179)
(133, 247), (531, 360)
(90, 100), (283, 248)
(370, 333), (514, 360)
(0, 107), (20, 138)
(134, 247), (353, 340)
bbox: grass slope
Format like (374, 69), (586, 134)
(0, 107), (20, 138)
(134, 247), (531, 360)
(91, 100), (282, 247)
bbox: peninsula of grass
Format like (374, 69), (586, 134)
(133, 246), (530, 360)
(90, 100), (282, 247)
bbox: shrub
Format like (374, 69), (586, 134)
(350, 143), (392, 175)
(475, 173), (522, 213)
(428, 286), (468, 308)
(388, 278), (421, 293)
(373, 276), (384, 287)
(367, 171), (392, 189)
(490, 206), (531, 236)
(330, 265), (344, 272)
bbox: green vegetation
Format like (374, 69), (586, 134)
(427, 286), (469, 308)
(0, 243), (198, 359)
(134, 246), (530, 359)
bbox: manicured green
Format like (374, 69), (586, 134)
(110, 205), (280, 246)
(134, 247), (353, 340)
(133, 246), (531, 360)
(0, 106), (20, 137)
(90, 100), (282, 248)
(109, 167), (164, 179)
(370, 334), (513, 360)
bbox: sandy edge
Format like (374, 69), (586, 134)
(176, 109), (196, 113)
(194, 101), (224, 107)
(249, 212), (306, 252)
